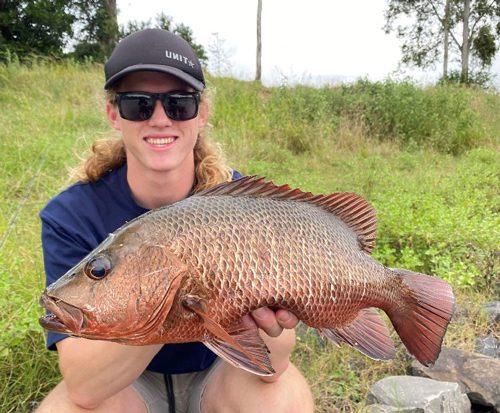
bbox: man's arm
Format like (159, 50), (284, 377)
(56, 338), (162, 409)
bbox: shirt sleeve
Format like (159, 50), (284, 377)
(231, 169), (243, 180)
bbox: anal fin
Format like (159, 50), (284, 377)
(319, 308), (396, 361)
(183, 297), (274, 376)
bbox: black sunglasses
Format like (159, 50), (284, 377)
(115, 91), (201, 122)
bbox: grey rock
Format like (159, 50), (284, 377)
(412, 347), (500, 412)
(475, 334), (500, 358)
(366, 376), (471, 413)
(365, 404), (406, 413)
(482, 302), (500, 325)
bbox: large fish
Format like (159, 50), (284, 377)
(40, 177), (454, 376)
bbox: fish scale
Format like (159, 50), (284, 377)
(40, 176), (455, 376)
(124, 192), (394, 340)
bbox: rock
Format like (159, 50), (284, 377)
(366, 376), (470, 413)
(475, 334), (500, 358)
(365, 404), (405, 413)
(482, 302), (500, 325)
(412, 347), (500, 412)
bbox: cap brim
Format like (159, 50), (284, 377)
(104, 64), (205, 91)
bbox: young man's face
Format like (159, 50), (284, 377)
(106, 71), (208, 178)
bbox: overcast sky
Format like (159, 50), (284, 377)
(116, 0), (500, 87)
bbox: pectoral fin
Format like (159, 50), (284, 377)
(183, 297), (274, 376)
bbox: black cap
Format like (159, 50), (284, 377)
(104, 29), (205, 91)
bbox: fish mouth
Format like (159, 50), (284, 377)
(39, 293), (85, 335)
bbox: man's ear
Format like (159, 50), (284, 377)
(106, 101), (121, 131)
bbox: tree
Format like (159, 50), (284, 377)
(0, 0), (76, 60)
(121, 13), (207, 65)
(0, 2), (205, 65)
(174, 22), (207, 64)
(207, 32), (232, 76)
(256, 0), (262, 82)
(0, 0), (119, 62)
(71, 0), (119, 62)
(384, 0), (500, 83)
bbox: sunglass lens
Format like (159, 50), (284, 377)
(163, 94), (198, 121)
(119, 94), (154, 121)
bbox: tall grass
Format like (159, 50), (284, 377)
(0, 61), (498, 412)
(211, 77), (500, 157)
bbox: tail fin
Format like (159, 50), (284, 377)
(386, 268), (455, 366)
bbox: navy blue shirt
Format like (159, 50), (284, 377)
(40, 163), (242, 374)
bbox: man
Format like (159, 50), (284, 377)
(36, 29), (314, 413)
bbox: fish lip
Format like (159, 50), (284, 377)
(39, 293), (85, 335)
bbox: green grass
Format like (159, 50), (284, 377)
(0, 61), (498, 412)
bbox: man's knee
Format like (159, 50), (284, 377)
(34, 380), (147, 413)
(203, 362), (314, 413)
(271, 363), (314, 412)
(34, 381), (71, 413)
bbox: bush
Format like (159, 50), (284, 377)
(337, 80), (489, 154)
(212, 78), (498, 156)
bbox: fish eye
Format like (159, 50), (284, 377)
(85, 255), (112, 280)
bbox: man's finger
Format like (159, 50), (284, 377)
(251, 307), (283, 337)
(275, 309), (299, 329)
(240, 313), (258, 329)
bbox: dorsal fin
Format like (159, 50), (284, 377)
(197, 176), (377, 254)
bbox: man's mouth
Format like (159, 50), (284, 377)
(145, 136), (177, 146)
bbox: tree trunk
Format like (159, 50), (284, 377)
(443, 0), (451, 79)
(461, 0), (470, 83)
(103, 0), (118, 54)
(256, 0), (262, 82)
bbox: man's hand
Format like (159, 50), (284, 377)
(238, 308), (299, 382)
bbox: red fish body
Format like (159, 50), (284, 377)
(40, 177), (454, 375)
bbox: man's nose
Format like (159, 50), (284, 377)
(148, 100), (173, 127)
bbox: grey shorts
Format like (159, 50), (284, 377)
(132, 359), (222, 413)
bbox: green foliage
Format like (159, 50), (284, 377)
(0, 0), (76, 61)
(0, 253), (60, 413)
(0, 0), (119, 63)
(338, 79), (494, 154)
(120, 12), (207, 65)
(174, 22), (208, 64)
(384, 0), (500, 84)
(368, 148), (499, 289)
(213, 78), (497, 156)
(439, 68), (494, 88)
(384, 0), (442, 68)
(71, 0), (119, 62)
(0, 60), (105, 411)
(0, 2), (205, 65)
(473, 25), (498, 66)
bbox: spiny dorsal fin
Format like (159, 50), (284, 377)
(197, 176), (377, 254)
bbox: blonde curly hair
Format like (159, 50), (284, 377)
(73, 88), (232, 193)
